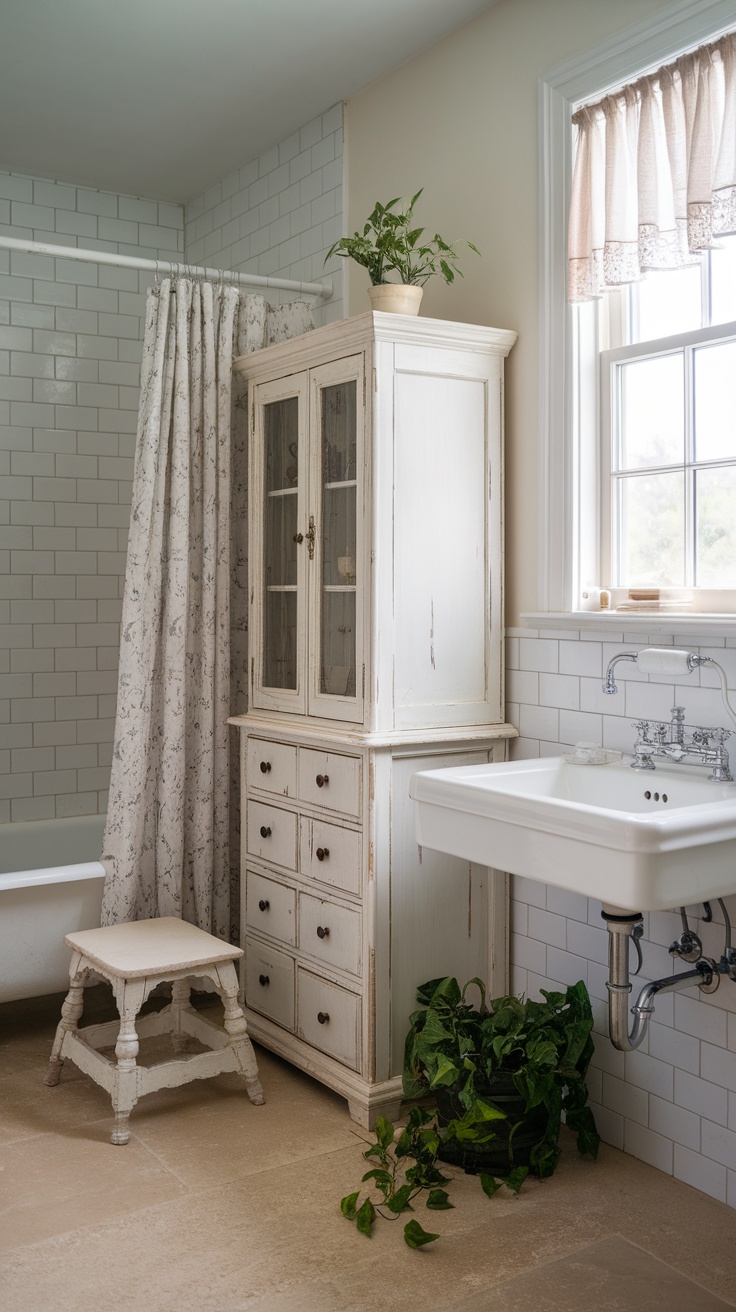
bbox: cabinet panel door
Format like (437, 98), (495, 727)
(250, 373), (309, 714)
(307, 356), (365, 723)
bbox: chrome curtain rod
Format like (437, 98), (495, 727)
(0, 235), (332, 301)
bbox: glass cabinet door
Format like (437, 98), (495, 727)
(308, 357), (364, 721)
(251, 373), (308, 714)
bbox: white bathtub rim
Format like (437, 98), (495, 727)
(0, 860), (106, 892)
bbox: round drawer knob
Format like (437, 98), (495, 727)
(259, 825), (271, 839)
(259, 761), (271, 774)
(315, 773), (329, 788)
(316, 847), (330, 862)
(258, 899), (270, 912)
(258, 974), (270, 987)
(316, 924), (330, 940)
(317, 1011), (330, 1025)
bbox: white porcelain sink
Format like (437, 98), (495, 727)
(409, 756), (736, 912)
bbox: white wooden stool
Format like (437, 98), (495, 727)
(44, 916), (265, 1144)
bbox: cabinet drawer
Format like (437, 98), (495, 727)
(298, 891), (361, 976)
(299, 748), (361, 816)
(245, 871), (296, 946)
(245, 938), (295, 1030)
(299, 817), (361, 896)
(247, 738), (297, 798)
(246, 801), (297, 870)
(297, 968), (360, 1070)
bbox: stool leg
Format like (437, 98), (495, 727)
(44, 957), (87, 1087)
(110, 980), (144, 1145)
(218, 963), (265, 1105)
(170, 977), (196, 1053)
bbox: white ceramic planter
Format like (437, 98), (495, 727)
(367, 284), (424, 315)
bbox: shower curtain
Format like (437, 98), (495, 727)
(100, 278), (312, 939)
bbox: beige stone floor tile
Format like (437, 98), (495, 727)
(0, 1125), (186, 1252)
(0, 1063), (113, 1144)
(437, 1234), (736, 1311)
(1, 990), (736, 1312)
(128, 1048), (366, 1189)
(1, 1129), (735, 1312)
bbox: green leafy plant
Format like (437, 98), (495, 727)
(341, 978), (600, 1248)
(324, 189), (480, 286)
(403, 976), (600, 1181)
(340, 1107), (450, 1248)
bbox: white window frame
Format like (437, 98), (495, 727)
(601, 317), (736, 599)
(536, 0), (736, 628)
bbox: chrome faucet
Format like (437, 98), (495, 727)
(631, 707), (733, 781)
(602, 648), (735, 782)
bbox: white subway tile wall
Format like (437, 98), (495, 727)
(184, 104), (344, 328)
(0, 169), (184, 823)
(506, 625), (736, 1208)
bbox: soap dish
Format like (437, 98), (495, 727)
(563, 744), (623, 766)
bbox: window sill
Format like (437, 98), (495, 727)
(520, 612), (736, 638)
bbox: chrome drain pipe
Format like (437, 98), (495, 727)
(603, 911), (718, 1052)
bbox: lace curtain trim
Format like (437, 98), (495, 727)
(568, 31), (736, 302)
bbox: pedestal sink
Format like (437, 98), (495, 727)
(409, 756), (736, 913)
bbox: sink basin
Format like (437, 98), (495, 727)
(409, 756), (736, 912)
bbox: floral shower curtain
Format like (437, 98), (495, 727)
(100, 278), (312, 938)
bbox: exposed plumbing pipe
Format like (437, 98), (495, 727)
(603, 911), (716, 1051)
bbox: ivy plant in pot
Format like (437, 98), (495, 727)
(403, 976), (600, 1181)
(340, 977), (600, 1248)
(324, 189), (480, 316)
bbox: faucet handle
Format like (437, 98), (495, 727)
(692, 726), (713, 747)
(714, 727), (731, 744)
(670, 706), (686, 723)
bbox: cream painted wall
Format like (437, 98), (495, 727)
(344, 0), (674, 624)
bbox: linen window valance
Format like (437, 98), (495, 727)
(568, 31), (736, 302)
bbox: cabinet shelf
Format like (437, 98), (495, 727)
(324, 479), (357, 491)
(323, 585), (356, 593)
(268, 486), (298, 498)
(266, 585), (297, 593)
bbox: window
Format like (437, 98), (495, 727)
(599, 236), (736, 603)
(538, 0), (736, 620)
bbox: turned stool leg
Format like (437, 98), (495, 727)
(170, 977), (196, 1053)
(217, 963), (265, 1105)
(44, 958), (87, 1087)
(110, 980), (145, 1145)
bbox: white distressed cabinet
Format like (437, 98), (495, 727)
(230, 312), (517, 1127)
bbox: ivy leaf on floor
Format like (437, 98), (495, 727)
(404, 1220), (440, 1248)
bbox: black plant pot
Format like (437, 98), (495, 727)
(435, 1071), (550, 1176)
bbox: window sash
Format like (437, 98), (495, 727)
(600, 319), (736, 594)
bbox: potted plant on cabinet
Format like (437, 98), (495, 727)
(325, 189), (480, 315)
